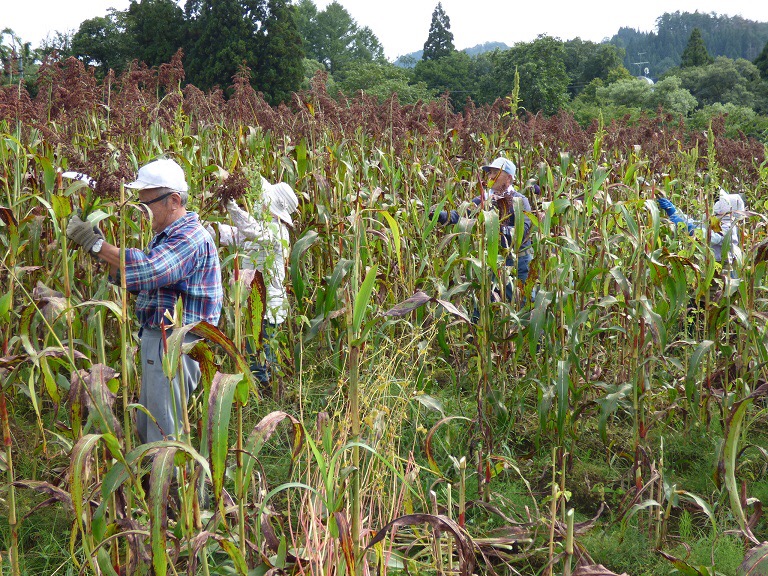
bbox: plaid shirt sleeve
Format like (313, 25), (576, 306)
(123, 235), (199, 292)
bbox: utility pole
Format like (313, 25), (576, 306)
(632, 52), (649, 77)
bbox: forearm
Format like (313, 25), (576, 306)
(94, 242), (121, 278)
(227, 201), (271, 241)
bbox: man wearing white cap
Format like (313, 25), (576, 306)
(66, 157), (223, 443)
(210, 176), (299, 386)
(433, 156), (533, 303)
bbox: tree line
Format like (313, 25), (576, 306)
(3, 2), (768, 141)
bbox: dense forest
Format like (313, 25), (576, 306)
(611, 11), (768, 77)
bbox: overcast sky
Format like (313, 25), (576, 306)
(3, 0), (768, 61)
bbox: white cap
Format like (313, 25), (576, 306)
(261, 177), (298, 226)
(481, 157), (516, 179)
(713, 189), (745, 215)
(125, 158), (188, 192)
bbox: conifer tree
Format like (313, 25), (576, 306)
(680, 28), (713, 68)
(184, 0), (264, 91)
(125, 0), (186, 68)
(755, 40), (768, 79)
(422, 2), (454, 61)
(254, 0), (304, 104)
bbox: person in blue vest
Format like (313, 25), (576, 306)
(433, 157), (533, 303)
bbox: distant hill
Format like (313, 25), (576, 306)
(391, 12), (768, 77)
(394, 41), (510, 68)
(463, 41), (509, 57)
(609, 11), (768, 77)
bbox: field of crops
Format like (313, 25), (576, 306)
(1, 58), (768, 576)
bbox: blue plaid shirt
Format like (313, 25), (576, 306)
(122, 212), (223, 329)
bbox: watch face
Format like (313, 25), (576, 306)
(92, 239), (104, 253)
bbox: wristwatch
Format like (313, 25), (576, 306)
(91, 238), (105, 254)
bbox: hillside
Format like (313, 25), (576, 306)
(610, 11), (768, 77)
(394, 41), (509, 67)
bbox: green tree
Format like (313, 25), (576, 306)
(71, 10), (130, 75)
(37, 31), (74, 61)
(754, 39), (768, 79)
(674, 56), (762, 108)
(413, 49), (472, 110)
(336, 61), (431, 104)
(689, 102), (768, 139)
(680, 28), (713, 68)
(474, 36), (570, 115)
(124, 0), (187, 68)
(184, 0), (264, 91)
(562, 38), (625, 99)
(295, 0), (319, 60)
(422, 2), (454, 61)
(596, 77), (652, 108)
(299, 1), (384, 74)
(1, 30), (28, 83)
(253, 0), (304, 104)
(646, 76), (697, 116)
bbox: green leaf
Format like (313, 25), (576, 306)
(676, 489), (717, 535)
(722, 383), (768, 543)
(70, 434), (104, 536)
(150, 447), (177, 576)
(413, 394), (444, 415)
(50, 194), (72, 221)
(38, 155), (57, 192)
(555, 359), (570, 435)
(379, 210), (402, 276)
(528, 290), (553, 357)
(353, 264), (378, 335)
(738, 542), (768, 576)
(296, 138), (308, 178)
(483, 209), (499, 273)
(290, 229), (319, 308)
(685, 340), (713, 403)
(242, 411), (305, 491)
(0, 291), (11, 320)
(208, 372), (245, 502)
(658, 551), (715, 576)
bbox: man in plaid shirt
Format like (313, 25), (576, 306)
(67, 158), (223, 443)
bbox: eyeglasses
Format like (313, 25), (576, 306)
(141, 191), (177, 206)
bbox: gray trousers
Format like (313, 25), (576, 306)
(137, 328), (201, 444)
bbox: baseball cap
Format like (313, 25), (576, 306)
(481, 157), (516, 179)
(124, 158), (188, 192)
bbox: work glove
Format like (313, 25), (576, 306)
(67, 213), (104, 253)
(657, 198), (696, 235)
(657, 197), (676, 216)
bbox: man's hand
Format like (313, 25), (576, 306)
(67, 213), (104, 253)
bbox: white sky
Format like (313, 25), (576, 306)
(3, 0), (768, 61)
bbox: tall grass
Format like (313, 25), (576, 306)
(0, 58), (767, 575)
